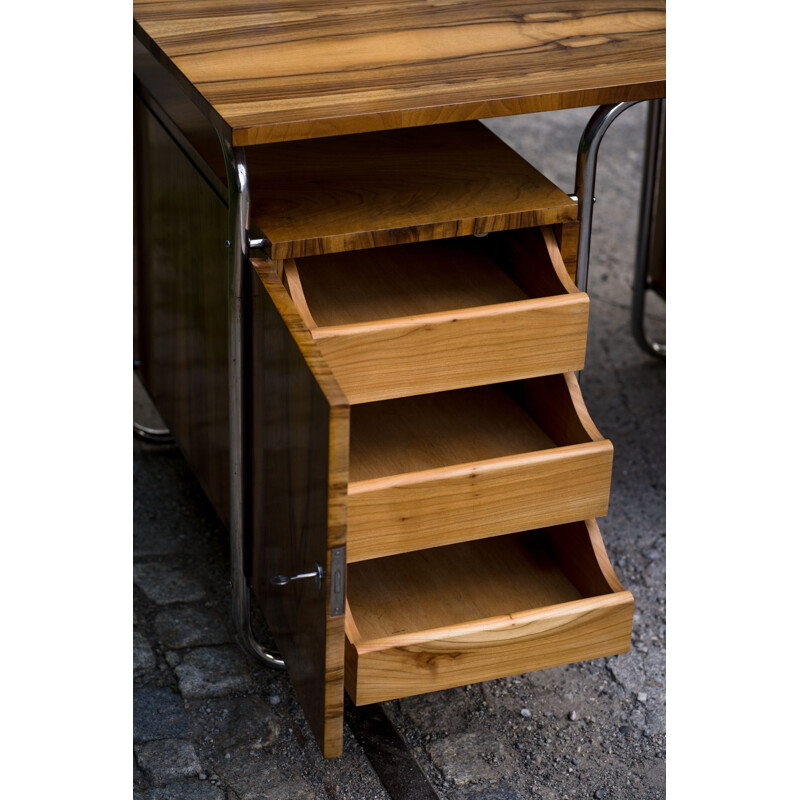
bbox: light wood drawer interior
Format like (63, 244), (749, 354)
(281, 226), (589, 403)
(346, 372), (613, 562)
(345, 519), (634, 705)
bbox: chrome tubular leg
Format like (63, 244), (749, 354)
(631, 98), (666, 358)
(574, 101), (643, 295)
(133, 421), (173, 443)
(219, 134), (285, 670)
(133, 363), (173, 443)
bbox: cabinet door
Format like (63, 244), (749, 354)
(250, 260), (350, 758)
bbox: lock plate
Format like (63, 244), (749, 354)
(329, 546), (345, 617)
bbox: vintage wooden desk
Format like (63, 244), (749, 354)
(133, 0), (666, 758)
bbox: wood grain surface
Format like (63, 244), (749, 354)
(135, 41), (581, 261)
(250, 260), (350, 758)
(134, 35), (226, 195)
(245, 121), (576, 258)
(345, 522), (633, 704)
(289, 237), (529, 327)
(349, 386), (556, 481)
(315, 295), (589, 404)
(283, 229), (588, 403)
(346, 377), (613, 561)
(556, 221), (580, 282)
(133, 0), (666, 145)
(134, 93), (231, 525)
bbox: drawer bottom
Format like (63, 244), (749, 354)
(345, 520), (633, 705)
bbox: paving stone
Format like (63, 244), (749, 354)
(214, 749), (315, 800)
(642, 648), (666, 730)
(134, 783), (226, 800)
(645, 760), (667, 794)
(309, 749), (390, 800)
(154, 607), (231, 649)
(134, 687), (190, 743)
(134, 630), (156, 674)
(134, 754), (147, 791)
(606, 653), (647, 697)
(189, 694), (280, 754)
(460, 787), (525, 800)
(535, 789), (562, 800)
(135, 738), (202, 785)
(628, 705), (647, 731)
(398, 688), (474, 734)
(428, 731), (510, 787)
(173, 647), (252, 698)
(134, 562), (207, 605)
(132, 508), (184, 557)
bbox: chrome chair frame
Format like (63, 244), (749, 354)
(631, 99), (666, 358)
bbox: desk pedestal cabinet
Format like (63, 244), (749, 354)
(135, 75), (633, 758)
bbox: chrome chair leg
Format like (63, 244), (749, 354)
(631, 98), (666, 359)
(572, 101), (645, 382)
(573, 100), (643, 295)
(133, 421), (173, 443)
(220, 134), (285, 670)
(133, 363), (173, 442)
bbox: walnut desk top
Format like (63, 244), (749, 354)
(133, 0), (665, 146)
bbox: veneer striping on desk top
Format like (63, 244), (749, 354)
(135, 38), (577, 260)
(133, 0), (666, 145)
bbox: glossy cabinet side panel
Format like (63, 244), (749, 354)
(134, 92), (231, 526)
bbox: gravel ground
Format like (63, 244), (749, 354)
(134, 102), (665, 800)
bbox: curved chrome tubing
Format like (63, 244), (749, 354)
(574, 100), (643, 296)
(134, 363), (174, 442)
(133, 420), (173, 443)
(219, 135), (286, 670)
(631, 98), (666, 359)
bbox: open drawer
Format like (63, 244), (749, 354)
(249, 254), (613, 757)
(347, 372), (613, 561)
(345, 519), (634, 705)
(280, 226), (588, 403)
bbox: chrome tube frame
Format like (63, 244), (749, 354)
(133, 420), (173, 443)
(574, 101), (643, 295)
(133, 363), (173, 442)
(631, 98), (666, 358)
(219, 134), (286, 670)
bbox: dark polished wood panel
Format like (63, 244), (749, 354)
(250, 259), (350, 758)
(133, 0), (666, 145)
(134, 93), (231, 525)
(134, 35), (226, 193)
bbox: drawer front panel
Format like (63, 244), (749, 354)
(316, 295), (589, 404)
(346, 593), (633, 705)
(347, 442), (613, 562)
(345, 521), (633, 705)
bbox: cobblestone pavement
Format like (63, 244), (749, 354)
(134, 103), (665, 800)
